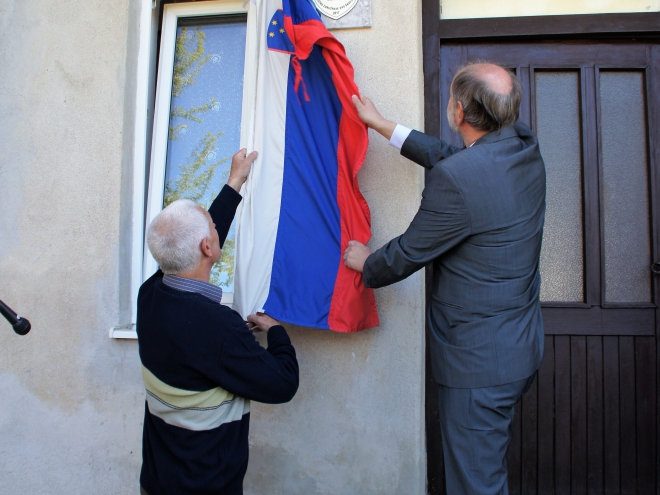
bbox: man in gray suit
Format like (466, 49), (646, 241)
(344, 63), (546, 494)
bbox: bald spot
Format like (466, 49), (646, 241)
(460, 63), (513, 96)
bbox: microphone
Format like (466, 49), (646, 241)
(0, 299), (31, 335)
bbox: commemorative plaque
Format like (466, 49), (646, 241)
(313, 0), (372, 29)
(313, 0), (359, 19)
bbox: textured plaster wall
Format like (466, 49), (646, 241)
(0, 0), (144, 492)
(244, 0), (427, 493)
(0, 0), (426, 493)
(441, 0), (660, 19)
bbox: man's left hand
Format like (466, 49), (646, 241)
(227, 149), (258, 192)
(247, 313), (280, 332)
(343, 240), (372, 273)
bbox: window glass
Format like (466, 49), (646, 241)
(163, 16), (247, 291)
(600, 71), (652, 303)
(536, 71), (585, 302)
(439, 0), (658, 19)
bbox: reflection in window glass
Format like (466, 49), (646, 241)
(601, 71), (651, 303)
(536, 71), (585, 302)
(163, 17), (246, 291)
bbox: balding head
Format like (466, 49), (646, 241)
(450, 62), (522, 133)
(147, 199), (211, 274)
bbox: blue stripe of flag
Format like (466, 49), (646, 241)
(263, 46), (342, 329)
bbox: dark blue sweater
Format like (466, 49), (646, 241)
(137, 186), (299, 494)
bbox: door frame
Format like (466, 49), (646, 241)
(420, 7), (660, 494)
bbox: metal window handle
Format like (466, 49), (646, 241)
(653, 263), (660, 275)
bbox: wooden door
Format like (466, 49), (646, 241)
(427, 40), (660, 494)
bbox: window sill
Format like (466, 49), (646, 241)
(109, 325), (138, 339)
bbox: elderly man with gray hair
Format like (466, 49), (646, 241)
(344, 62), (546, 494)
(137, 149), (299, 495)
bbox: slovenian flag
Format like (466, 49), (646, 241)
(233, 0), (379, 332)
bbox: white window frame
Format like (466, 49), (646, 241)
(110, 0), (258, 339)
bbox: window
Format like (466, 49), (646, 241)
(438, 0), (658, 19)
(145, 5), (249, 299)
(111, 0), (257, 338)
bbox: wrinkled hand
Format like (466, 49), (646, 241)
(227, 148), (258, 192)
(343, 240), (372, 273)
(351, 95), (396, 140)
(247, 313), (280, 332)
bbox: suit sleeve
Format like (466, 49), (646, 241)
(362, 164), (471, 288)
(401, 130), (463, 169)
(208, 185), (242, 248)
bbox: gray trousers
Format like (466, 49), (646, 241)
(437, 374), (536, 495)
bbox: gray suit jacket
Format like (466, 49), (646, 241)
(363, 123), (546, 388)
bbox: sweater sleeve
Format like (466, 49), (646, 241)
(208, 185), (243, 248)
(211, 324), (299, 404)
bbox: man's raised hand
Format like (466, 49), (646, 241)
(351, 95), (396, 140)
(227, 149), (259, 192)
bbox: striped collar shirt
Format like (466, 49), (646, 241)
(162, 274), (223, 304)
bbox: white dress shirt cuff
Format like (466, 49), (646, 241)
(389, 124), (413, 150)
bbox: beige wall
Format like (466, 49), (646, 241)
(0, 0), (426, 493)
(441, 0), (660, 19)
(0, 0), (144, 492)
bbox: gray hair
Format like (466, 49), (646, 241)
(451, 62), (522, 133)
(147, 199), (211, 274)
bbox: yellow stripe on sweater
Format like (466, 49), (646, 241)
(142, 365), (235, 410)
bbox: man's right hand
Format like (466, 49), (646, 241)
(227, 148), (258, 192)
(247, 313), (280, 333)
(352, 95), (396, 141)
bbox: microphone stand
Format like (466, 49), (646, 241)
(0, 299), (31, 335)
